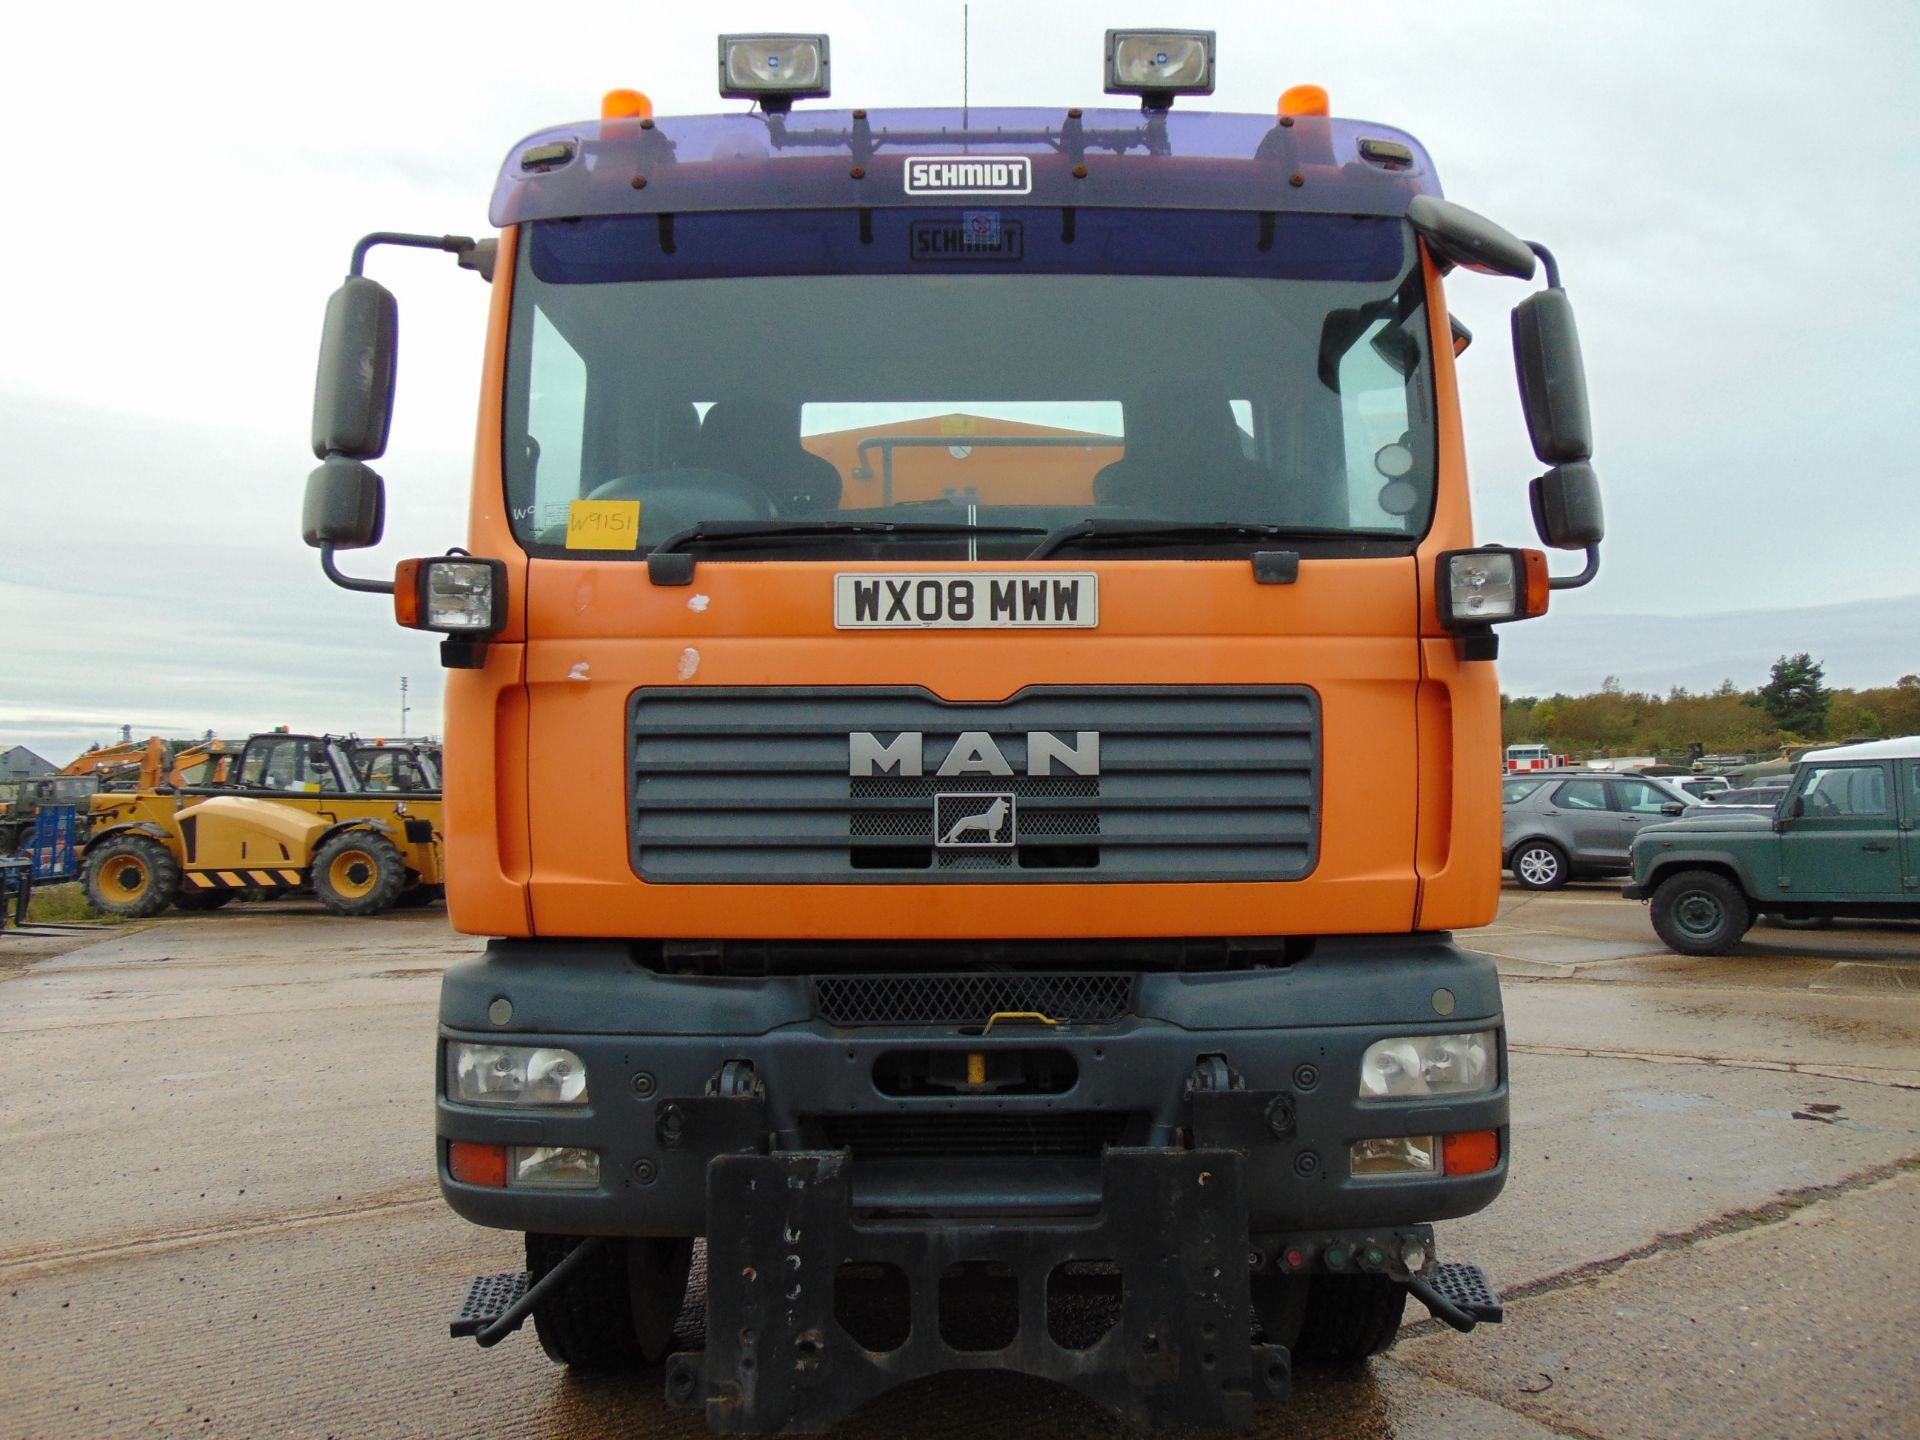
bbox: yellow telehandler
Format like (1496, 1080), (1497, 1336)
(82, 732), (444, 918)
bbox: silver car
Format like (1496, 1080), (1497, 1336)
(1502, 771), (1693, 890)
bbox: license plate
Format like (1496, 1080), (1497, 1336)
(834, 573), (1098, 629)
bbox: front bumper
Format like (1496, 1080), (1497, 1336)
(436, 933), (1508, 1240)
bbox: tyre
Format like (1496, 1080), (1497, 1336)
(173, 890), (234, 912)
(393, 883), (445, 909)
(1509, 839), (1569, 891)
(312, 831), (408, 916)
(1293, 1274), (1407, 1364)
(1250, 1272), (1308, 1349)
(526, 1233), (694, 1370)
(1650, 870), (1750, 956)
(83, 835), (181, 918)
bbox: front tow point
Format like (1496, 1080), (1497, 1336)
(1405, 1261), (1503, 1333)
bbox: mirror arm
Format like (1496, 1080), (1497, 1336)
(1526, 240), (1562, 290)
(320, 543), (396, 595)
(349, 231), (481, 278)
(1547, 543), (1599, 592)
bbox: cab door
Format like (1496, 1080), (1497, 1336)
(1777, 761), (1903, 897)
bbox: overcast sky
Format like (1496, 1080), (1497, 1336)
(3, 1), (1916, 764)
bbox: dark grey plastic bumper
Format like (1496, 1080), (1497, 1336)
(436, 933), (1508, 1238)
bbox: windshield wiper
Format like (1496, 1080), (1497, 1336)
(646, 520), (1047, 584)
(1026, 519), (1355, 561)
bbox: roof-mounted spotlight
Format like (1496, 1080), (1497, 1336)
(1104, 29), (1215, 110)
(718, 33), (831, 114)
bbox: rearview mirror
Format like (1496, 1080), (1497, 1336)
(302, 455), (386, 550)
(1529, 460), (1605, 549)
(1661, 802), (1684, 816)
(1406, 196), (1537, 280)
(1512, 288), (1592, 464)
(312, 276), (398, 461)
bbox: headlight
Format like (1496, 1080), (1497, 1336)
(1359, 1031), (1496, 1099)
(449, 1043), (589, 1105)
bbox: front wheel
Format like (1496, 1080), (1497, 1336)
(527, 1234), (694, 1370)
(312, 831), (408, 916)
(1650, 870), (1750, 956)
(1510, 840), (1569, 891)
(84, 835), (181, 918)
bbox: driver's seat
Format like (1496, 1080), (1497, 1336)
(697, 400), (843, 512)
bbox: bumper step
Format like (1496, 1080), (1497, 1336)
(1406, 1260), (1503, 1334)
(1428, 1262), (1502, 1323)
(450, 1271), (530, 1339)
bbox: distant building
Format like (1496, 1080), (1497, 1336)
(0, 746), (55, 780)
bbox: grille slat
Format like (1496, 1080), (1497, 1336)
(630, 686), (1319, 884)
(817, 1111), (1130, 1159)
(814, 972), (1133, 1026)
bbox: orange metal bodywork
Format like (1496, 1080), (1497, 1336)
(442, 229), (1506, 942)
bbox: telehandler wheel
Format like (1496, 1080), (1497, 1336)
(84, 835), (181, 918)
(312, 831), (408, 916)
(393, 883), (445, 909)
(526, 1233), (694, 1370)
(174, 891), (235, 912)
(1650, 869), (1749, 956)
(1293, 1273), (1408, 1365)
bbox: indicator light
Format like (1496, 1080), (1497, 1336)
(602, 89), (653, 120)
(1278, 84), (1329, 118)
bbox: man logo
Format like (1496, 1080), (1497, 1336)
(934, 793), (1016, 847)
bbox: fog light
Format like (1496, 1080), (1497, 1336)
(449, 1043), (589, 1106)
(394, 556), (508, 636)
(1437, 548), (1549, 629)
(511, 1145), (600, 1189)
(1350, 1135), (1438, 1177)
(1105, 29), (1216, 103)
(718, 34), (830, 110)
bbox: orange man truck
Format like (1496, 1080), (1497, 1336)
(303, 30), (1604, 1431)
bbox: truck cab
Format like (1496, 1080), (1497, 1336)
(303, 29), (1605, 1430)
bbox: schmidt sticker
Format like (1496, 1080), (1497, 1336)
(911, 215), (1024, 262)
(904, 156), (1033, 196)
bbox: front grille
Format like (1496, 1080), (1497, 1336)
(814, 972), (1133, 1027)
(817, 1111), (1131, 1159)
(628, 685), (1320, 884)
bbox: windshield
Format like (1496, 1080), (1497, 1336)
(505, 208), (1433, 560)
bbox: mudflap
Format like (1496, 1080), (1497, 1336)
(667, 1146), (1281, 1434)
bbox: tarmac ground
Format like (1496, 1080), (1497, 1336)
(1, 885), (1915, 1438)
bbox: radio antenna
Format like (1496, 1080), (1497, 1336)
(963, 4), (970, 128)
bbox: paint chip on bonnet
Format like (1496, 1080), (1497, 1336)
(676, 648), (700, 680)
(567, 662), (591, 682)
(687, 594), (711, 612)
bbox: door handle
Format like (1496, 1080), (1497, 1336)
(1861, 843), (1891, 852)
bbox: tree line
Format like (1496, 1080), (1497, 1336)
(1503, 654), (1920, 758)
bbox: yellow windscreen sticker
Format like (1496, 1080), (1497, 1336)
(565, 499), (641, 550)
